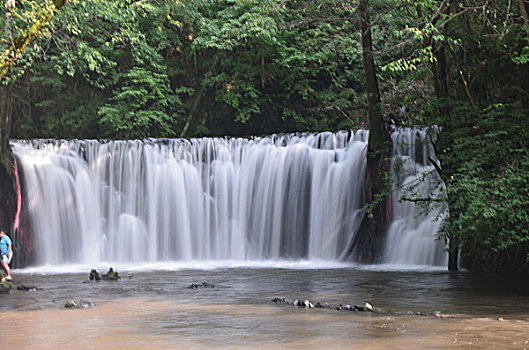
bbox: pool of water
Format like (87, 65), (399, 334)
(1, 263), (528, 349)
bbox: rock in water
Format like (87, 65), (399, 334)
(315, 302), (331, 308)
(101, 267), (120, 281)
(353, 304), (365, 311)
(188, 282), (215, 289)
(17, 284), (39, 292)
(272, 297), (290, 305)
(433, 311), (455, 318)
(291, 299), (315, 308)
(65, 299), (95, 309)
(0, 281), (12, 294)
(89, 269), (101, 281)
(364, 302), (374, 312)
(408, 311), (427, 316)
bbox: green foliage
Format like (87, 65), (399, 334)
(8, 0), (368, 138)
(98, 67), (191, 138)
(432, 102), (529, 270)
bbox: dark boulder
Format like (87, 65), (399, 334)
(89, 269), (101, 281)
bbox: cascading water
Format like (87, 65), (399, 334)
(382, 128), (448, 266)
(13, 129), (447, 267)
(13, 131), (368, 265)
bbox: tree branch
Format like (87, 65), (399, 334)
(428, 156), (443, 176)
(399, 196), (443, 202)
(0, 0), (68, 79)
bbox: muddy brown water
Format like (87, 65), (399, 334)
(1, 265), (528, 349)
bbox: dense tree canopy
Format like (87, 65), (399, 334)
(1, 0), (528, 271)
(4, 0), (370, 138)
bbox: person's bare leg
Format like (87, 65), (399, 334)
(1, 261), (10, 280)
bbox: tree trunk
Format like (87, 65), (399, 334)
(448, 238), (458, 271)
(433, 41), (448, 99)
(518, 0), (529, 24)
(437, 43), (459, 272)
(348, 0), (391, 262)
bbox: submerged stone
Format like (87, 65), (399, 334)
(272, 297), (451, 319)
(272, 297), (290, 304)
(315, 302), (331, 308)
(188, 282), (214, 289)
(353, 304), (365, 311)
(433, 311), (455, 318)
(17, 285), (39, 292)
(65, 299), (95, 309)
(408, 311), (428, 316)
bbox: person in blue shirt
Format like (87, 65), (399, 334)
(0, 230), (13, 282)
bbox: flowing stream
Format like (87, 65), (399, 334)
(2, 267), (529, 349)
(13, 129), (446, 267)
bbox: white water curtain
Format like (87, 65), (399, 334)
(14, 131), (369, 265)
(14, 129), (446, 266)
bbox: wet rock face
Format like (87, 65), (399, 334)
(64, 300), (95, 309)
(188, 282), (215, 289)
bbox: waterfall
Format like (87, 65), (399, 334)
(13, 129), (447, 267)
(13, 131), (368, 265)
(382, 128), (448, 266)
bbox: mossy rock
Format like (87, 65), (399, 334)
(0, 281), (12, 294)
(101, 267), (120, 281)
(89, 269), (101, 281)
(17, 284), (39, 291)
